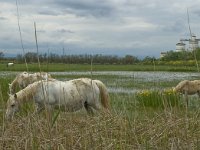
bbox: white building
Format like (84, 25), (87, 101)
(175, 42), (186, 52)
(180, 34), (200, 51)
(189, 35), (200, 50)
(160, 52), (167, 58)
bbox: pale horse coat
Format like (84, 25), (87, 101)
(173, 80), (200, 106)
(9, 71), (52, 94)
(5, 78), (110, 120)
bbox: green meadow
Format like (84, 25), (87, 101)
(1, 64), (200, 149)
(0, 63), (198, 72)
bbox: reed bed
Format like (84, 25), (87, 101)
(1, 109), (200, 149)
(1, 71), (200, 149)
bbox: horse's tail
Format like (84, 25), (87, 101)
(93, 80), (110, 110)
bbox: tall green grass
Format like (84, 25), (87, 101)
(135, 89), (182, 108)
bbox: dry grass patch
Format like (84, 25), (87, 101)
(1, 110), (200, 149)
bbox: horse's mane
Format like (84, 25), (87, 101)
(9, 77), (19, 93)
(35, 72), (52, 79)
(15, 81), (42, 104)
(9, 72), (53, 94)
(9, 72), (28, 94)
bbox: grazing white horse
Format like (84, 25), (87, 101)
(9, 71), (52, 94)
(5, 78), (110, 120)
(173, 80), (200, 106)
(7, 62), (14, 67)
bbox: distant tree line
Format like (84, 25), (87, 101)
(15, 52), (140, 64)
(2, 48), (199, 65)
(0, 52), (4, 58)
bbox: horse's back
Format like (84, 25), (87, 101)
(42, 80), (77, 94)
(175, 80), (200, 95)
(67, 78), (102, 107)
(192, 80), (200, 85)
(175, 80), (189, 89)
(71, 78), (100, 95)
(35, 79), (107, 112)
(37, 80), (79, 102)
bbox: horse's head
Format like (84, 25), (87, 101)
(5, 94), (19, 120)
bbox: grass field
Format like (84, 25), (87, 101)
(0, 69), (200, 149)
(0, 63), (198, 72)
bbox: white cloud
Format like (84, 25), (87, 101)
(1, 0), (200, 58)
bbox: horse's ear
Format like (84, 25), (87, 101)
(14, 94), (17, 99)
(8, 92), (12, 96)
(8, 83), (11, 88)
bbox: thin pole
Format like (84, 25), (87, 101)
(16, 0), (28, 71)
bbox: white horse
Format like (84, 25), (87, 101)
(5, 78), (110, 120)
(7, 62), (14, 67)
(173, 80), (200, 106)
(9, 71), (53, 94)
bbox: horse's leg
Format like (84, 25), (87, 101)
(198, 91), (200, 98)
(43, 104), (54, 120)
(84, 101), (94, 115)
(32, 104), (44, 118)
(184, 91), (189, 108)
(34, 103), (44, 114)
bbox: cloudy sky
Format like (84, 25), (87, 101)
(0, 0), (200, 58)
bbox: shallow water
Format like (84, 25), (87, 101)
(52, 71), (200, 93)
(50, 71), (200, 81)
(108, 87), (139, 94)
(3, 71), (200, 93)
(2, 71), (200, 80)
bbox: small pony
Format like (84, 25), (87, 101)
(173, 80), (200, 106)
(9, 71), (52, 94)
(5, 78), (110, 120)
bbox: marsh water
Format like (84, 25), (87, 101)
(3, 71), (200, 94)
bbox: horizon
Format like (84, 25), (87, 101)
(3, 51), (156, 59)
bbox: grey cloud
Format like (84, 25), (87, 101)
(38, 10), (60, 16)
(57, 29), (74, 34)
(0, 38), (21, 50)
(18, 0), (116, 18)
(192, 9), (200, 18)
(160, 20), (186, 33)
(0, 17), (7, 20)
(37, 30), (46, 33)
(50, 0), (116, 18)
(0, 0), (14, 2)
